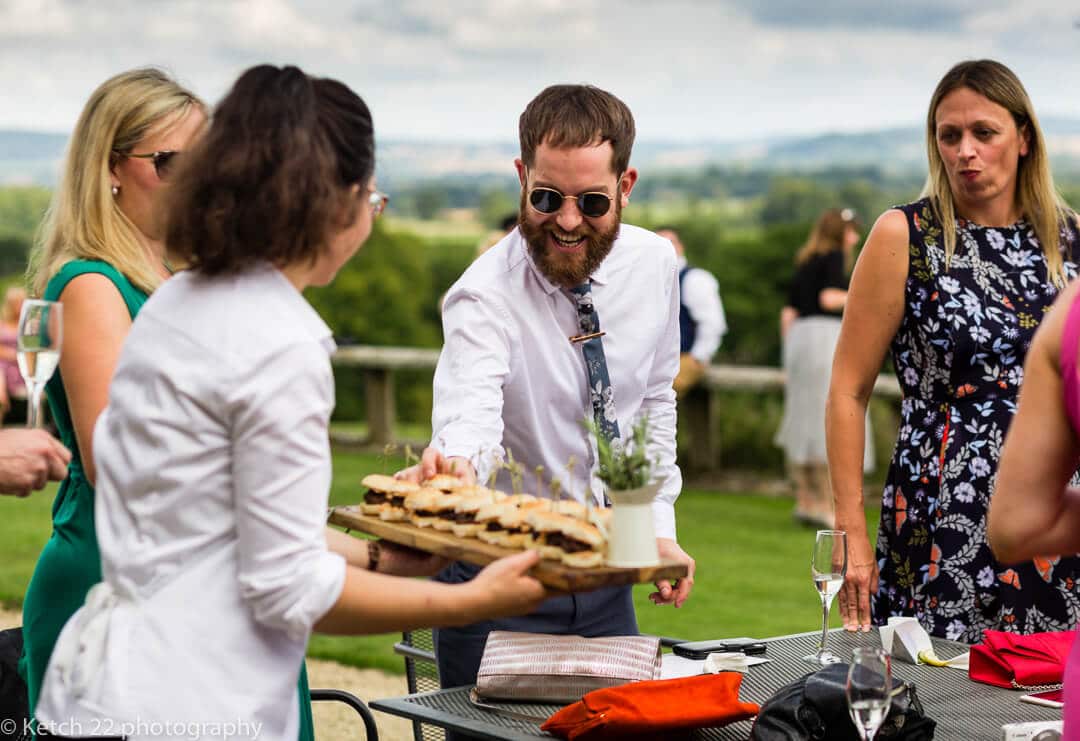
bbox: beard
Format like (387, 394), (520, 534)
(518, 191), (621, 288)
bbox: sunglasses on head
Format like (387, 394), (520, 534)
(125, 150), (180, 179)
(528, 187), (613, 218)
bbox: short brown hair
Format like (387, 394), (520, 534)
(518, 84), (635, 175)
(166, 65), (374, 276)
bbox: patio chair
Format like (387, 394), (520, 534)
(394, 630), (444, 741)
(310, 688), (380, 740)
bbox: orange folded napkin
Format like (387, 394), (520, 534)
(540, 672), (759, 740)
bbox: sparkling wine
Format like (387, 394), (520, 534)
(814, 573), (844, 600)
(18, 349), (59, 386)
(849, 699), (888, 736)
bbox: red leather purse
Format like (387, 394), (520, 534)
(968, 630), (1076, 690)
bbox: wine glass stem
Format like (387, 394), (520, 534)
(818, 597), (831, 656)
(27, 384), (42, 429)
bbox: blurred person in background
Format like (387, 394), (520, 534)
(829, 59), (1080, 641)
(476, 212), (520, 258)
(0, 285), (27, 424)
(775, 208), (872, 527)
(656, 227), (727, 398)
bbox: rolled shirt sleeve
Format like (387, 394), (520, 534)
(644, 260), (683, 540)
(229, 341), (345, 642)
(432, 288), (513, 482)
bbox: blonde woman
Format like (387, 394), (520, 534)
(19, 68), (208, 729)
(829, 59), (1080, 640)
(776, 208), (873, 527)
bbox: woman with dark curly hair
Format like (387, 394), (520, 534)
(34, 65), (546, 740)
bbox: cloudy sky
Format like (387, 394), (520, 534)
(3, 0), (1080, 142)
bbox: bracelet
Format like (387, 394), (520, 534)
(367, 540), (381, 573)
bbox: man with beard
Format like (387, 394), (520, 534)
(405, 84), (694, 699)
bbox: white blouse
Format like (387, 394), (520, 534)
(37, 266), (346, 741)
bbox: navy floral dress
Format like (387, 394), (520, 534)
(874, 197), (1080, 641)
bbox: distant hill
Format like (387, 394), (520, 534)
(0, 130), (66, 185)
(8, 117), (1080, 186)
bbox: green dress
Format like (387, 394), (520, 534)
(19, 260), (316, 741)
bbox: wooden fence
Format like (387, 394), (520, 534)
(331, 344), (901, 470)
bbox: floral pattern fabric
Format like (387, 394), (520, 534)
(571, 281), (620, 441)
(874, 197), (1080, 641)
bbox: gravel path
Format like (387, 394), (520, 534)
(0, 608), (416, 740)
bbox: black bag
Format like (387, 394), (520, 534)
(0, 627), (30, 741)
(750, 663), (936, 740)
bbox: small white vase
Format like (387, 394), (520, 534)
(605, 481), (660, 567)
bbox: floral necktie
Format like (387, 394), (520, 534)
(570, 281), (620, 443)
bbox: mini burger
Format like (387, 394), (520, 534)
(403, 487), (450, 528)
(360, 474), (419, 521)
(475, 500), (544, 548)
(450, 487), (507, 538)
(526, 510), (606, 568)
(429, 492), (465, 532)
(423, 474), (466, 493)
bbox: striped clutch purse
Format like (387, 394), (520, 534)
(475, 631), (662, 703)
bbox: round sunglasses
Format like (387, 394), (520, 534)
(528, 187), (613, 218)
(125, 150), (181, 179)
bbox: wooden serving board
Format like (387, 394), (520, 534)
(328, 505), (688, 592)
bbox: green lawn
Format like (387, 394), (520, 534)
(0, 450), (880, 674)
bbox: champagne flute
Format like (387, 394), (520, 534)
(16, 299), (63, 429)
(803, 529), (847, 664)
(847, 646), (892, 740)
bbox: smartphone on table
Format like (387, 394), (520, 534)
(672, 638), (768, 660)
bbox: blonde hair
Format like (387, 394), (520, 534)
(921, 59), (1072, 286)
(795, 208), (858, 268)
(29, 68), (204, 296)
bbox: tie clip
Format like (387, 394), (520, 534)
(569, 330), (605, 344)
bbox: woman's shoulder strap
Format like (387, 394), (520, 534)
(43, 260), (146, 318)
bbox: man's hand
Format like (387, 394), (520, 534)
(0, 429), (71, 497)
(649, 537), (695, 607)
(395, 446), (477, 485)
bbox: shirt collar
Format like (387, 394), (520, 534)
(518, 231), (614, 294)
(267, 265), (337, 354)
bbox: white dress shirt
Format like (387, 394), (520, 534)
(433, 224), (682, 540)
(676, 255), (727, 364)
(37, 266), (346, 741)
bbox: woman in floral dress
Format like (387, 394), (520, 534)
(828, 59), (1080, 641)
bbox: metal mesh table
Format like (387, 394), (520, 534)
(369, 630), (1063, 740)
